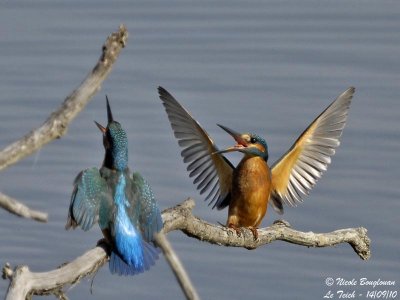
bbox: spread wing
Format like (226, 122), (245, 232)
(130, 172), (163, 242)
(158, 86), (234, 209)
(270, 87), (355, 212)
(65, 167), (111, 231)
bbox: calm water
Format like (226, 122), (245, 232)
(1, 1), (399, 299)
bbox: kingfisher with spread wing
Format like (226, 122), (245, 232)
(158, 86), (354, 239)
(66, 97), (162, 275)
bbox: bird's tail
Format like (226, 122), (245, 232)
(109, 241), (160, 276)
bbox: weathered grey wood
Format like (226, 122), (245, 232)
(0, 24), (128, 172)
(0, 23), (371, 300)
(162, 199), (370, 259)
(3, 198), (370, 300)
(0, 24), (128, 223)
(3, 242), (108, 300)
(155, 233), (200, 300)
(0, 192), (48, 223)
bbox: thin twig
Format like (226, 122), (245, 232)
(0, 25), (128, 223)
(0, 192), (48, 223)
(155, 233), (200, 300)
(2, 198), (370, 300)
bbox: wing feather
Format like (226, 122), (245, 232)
(270, 87), (355, 208)
(65, 168), (111, 231)
(130, 172), (163, 243)
(158, 86), (233, 209)
(193, 163), (214, 183)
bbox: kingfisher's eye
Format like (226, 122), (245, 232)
(250, 137), (257, 144)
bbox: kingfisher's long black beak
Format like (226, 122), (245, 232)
(213, 124), (249, 155)
(94, 121), (106, 134)
(217, 124), (248, 147)
(106, 95), (114, 123)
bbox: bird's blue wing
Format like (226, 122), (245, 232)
(65, 167), (111, 231)
(130, 172), (163, 242)
(270, 87), (355, 213)
(158, 86), (234, 210)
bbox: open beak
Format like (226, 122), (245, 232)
(106, 95), (114, 123)
(94, 121), (106, 134)
(213, 124), (248, 155)
(94, 95), (113, 134)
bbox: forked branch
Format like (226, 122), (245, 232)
(3, 198), (370, 300)
(0, 25), (128, 223)
(0, 24), (371, 300)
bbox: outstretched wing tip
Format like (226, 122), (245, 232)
(270, 87), (354, 208)
(157, 85), (165, 93)
(158, 87), (233, 209)
(340, 86), (355, 100)
(158, 86), (174, 101)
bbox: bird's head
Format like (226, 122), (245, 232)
(94, 96), (128, 171)
(215, 124), (269, 161)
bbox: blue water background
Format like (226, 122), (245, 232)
(1, 1), (399, 299)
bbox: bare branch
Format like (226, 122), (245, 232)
(154, 233), (200, 300)
(3, 241), (109, 300)
(2, 198), (370, 300)
(0, 25), (128, 223)
(163, 199), (371, 260)
(0, 192), (48, 223)
(0, 20), (371, 300)
(0, 24), (128, 172)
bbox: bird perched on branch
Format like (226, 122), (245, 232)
(66, 97), (162, 276)
(158, 86), (354, 239)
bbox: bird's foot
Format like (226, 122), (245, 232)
(248, 226), (259, 240)
(96, 238), (113, 256)
(97, 238), (109, 246)
(227, 223), (242, 237)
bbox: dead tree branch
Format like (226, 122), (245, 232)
(154, 233), (200, 300)
(0, 192), (47, 223)
(2, 242), (109, 300)
(3, 198), (371, 300)
(162, 199), (371, 260)
(0, 24), (128, 172)
(0, 24), (371, 300)
(0, 24), (199, 300)
(0, 25), (128, 223)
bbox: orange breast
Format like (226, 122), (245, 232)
(228, 156), (271, 228)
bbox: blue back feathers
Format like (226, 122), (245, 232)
(109, 173), (160, 276)
(67, 98), (162, 276)
(111, 174), (145, 274)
